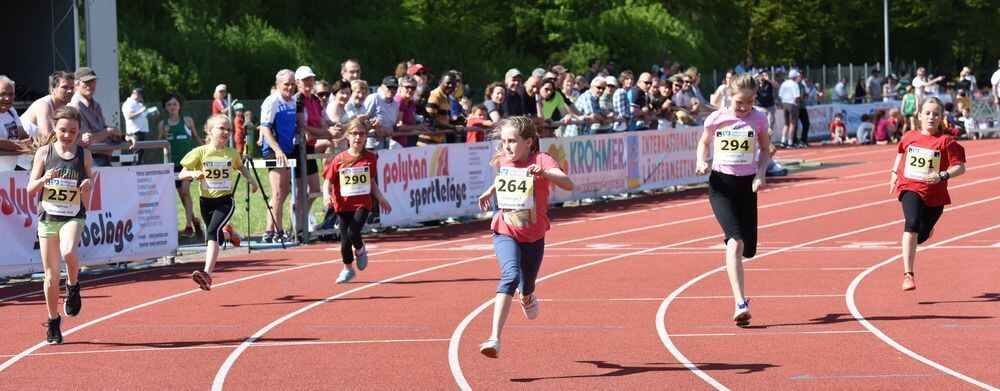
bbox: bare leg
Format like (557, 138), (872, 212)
(39, 236), (62, 320)
(901, 231), (918, 274)
(179, 180), (194, 228)
(489, 293), (513, 340)
(726, 238), (747, 306)
(58, 221), (83, 286)
(267, 169), (290, 233)
(205, 240), (220, 274)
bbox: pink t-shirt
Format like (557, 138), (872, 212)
(490, 152), (559, 243)
(704, 108), (769, 177)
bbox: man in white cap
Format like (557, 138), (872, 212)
(363, 76), (401, 150)
(502, 68), (528, 116)
(778, 70), (802, 147)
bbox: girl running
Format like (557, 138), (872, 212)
(889, 97), (966, 291)
(180, 115), (257, 291)
(695, 73), (770, 327)
(476, 116), (574, 358)
(27, 106), (93, 344)
(321, 117), (392, 284)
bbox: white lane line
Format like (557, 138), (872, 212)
(539, 294), (844, 302)
(0, 267), (185, 303)
(846, 223), (1000, 391)
(656, 191), (1000, 391)
(0, 235), (479, 373)
(450, 177), (1000, 390)
(0, 338), (450, 359)
(671, 330), (870, 337)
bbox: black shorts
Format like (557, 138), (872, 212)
(263, 144), (319, 178)
(174, 164), (192, 189)
(708, 171), (758, 258)
(899, 191), (944, 245)
(199, 194), (235, 243)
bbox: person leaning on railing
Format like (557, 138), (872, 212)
(419, 72), (461, 146)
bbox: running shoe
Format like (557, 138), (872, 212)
(192, 270), (213, 291)
(64, 282), (82, 317)
(355, 245), (368, 271)
(902, 273), (916, 291)
(262, 231), (274, 243)
(733, 299), (751, 327)
(182, 226), (195, 238)
(224, 224), (241, 247)
(44, 316), (62, 344)
(479, 338), (501, 358)
(520, 294), (539, 320)
(336, 267), (356, 284)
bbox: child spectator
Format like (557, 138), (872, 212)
(857, 113), (875, 145)
(466, 104), (488, 143)
(900, 85), (917, 132)
(827, 113), (852, 144)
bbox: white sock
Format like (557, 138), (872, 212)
(354, 244), (365, 256)
(345, 264), (355, 271)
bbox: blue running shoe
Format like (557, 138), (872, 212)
(336, 267), (356, 284)
(355, 245), (368, 271)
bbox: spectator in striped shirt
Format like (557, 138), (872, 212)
(613, 70), (634, 131)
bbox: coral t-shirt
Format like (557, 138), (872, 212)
(829, 120), (846, 136)
(466, 117), (486, 143)
(894, 130), (966, 206)
(490, 152), (560, 243)
(323, 150), (378, 212)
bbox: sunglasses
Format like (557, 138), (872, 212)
(316, 92), (331, 98)
(595, 86), (606, 91)
(417, 71), (428, 76)
(640, 81), (652, 85)
(403, 85), (417, 90)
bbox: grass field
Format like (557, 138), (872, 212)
(173, 168), (328, 245)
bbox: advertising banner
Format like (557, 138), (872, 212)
(0, 164), (179, 277)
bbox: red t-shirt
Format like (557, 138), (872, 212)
(323, 150), (378, 212)
(466, 117), (486, 143)
(894, 130), (966, 206)
(212, 99), (226, 116)
(829, 120), (846, 136)
(490, 152), (560, 243)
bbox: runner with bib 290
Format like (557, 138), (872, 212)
(322, 116), (392, 284)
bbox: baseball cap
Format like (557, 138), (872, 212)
(605, 76), (618, 86)
(294, 65), (316, 80)
(407, 64), (427, 76)
(382, 76), (399, 88)
(505, 68), (523, 80)
(531, 68), (546, 79)
(132, 87), (144, 96)
(74, 67), (98, 82)
(788, 69), (801, 79)
(215, 84), (227, 93)
(551, 65), (567, 74)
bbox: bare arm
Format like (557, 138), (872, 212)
(27, 147), (51, 193)
(889, 152), (903, 194)
(542, 167), (573, 191)
(695, 126), (712, 174)
(185, 117), (204, 145)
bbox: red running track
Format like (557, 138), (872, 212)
(0, 141), (997, 390)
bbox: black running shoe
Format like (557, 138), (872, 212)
(44, 316), (63, 344)
(64, 282), (82, 317)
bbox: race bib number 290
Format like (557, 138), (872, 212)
(339, 166), (371, 197)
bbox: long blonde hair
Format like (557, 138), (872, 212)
(489, 116), (540, 167)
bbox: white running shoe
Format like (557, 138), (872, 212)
(479, 338), (500, 358)
(733, 299), (751, 327)
(520, 294), (539, 320)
